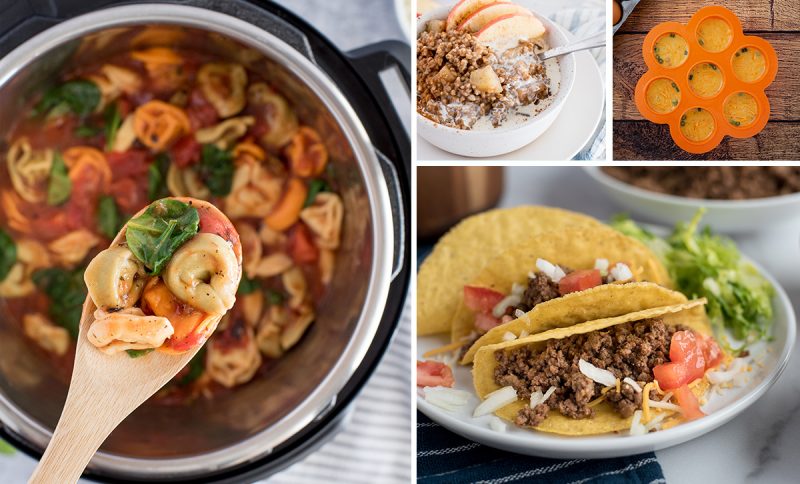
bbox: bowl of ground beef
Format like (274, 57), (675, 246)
(416, 4), (576, 158)
(586, 166), (800, 233)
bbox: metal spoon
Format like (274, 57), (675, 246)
(540, 31), (606, 61)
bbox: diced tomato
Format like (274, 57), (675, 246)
(558, 269), (602, 295)
(196, 205), (240, 257)
(655, 330), (722, 390)
(653, 361), (692, 390)
(186, 89), (218, 129)
(463, 286), (505, 313)
(170, 135), (201, 167)
(288, 223), (319, 264)
(106, 150), (150, 178)
(111, 177), (147, 214)
(474, 312), (502, 333)
(699, 334), (723, 369)
(64, 164), (104, 230)
(672, 385), (705, 421)
(417, 360), (454, 388)
(117, 97), (133, 117)
(670, 331), (706, 380)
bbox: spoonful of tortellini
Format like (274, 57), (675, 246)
(29, 197), (242, 484)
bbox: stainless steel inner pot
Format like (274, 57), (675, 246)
(0, 4), (399, 479)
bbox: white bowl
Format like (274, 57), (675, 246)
(416, 5), (576, 158)
(584, 167), (800, 233)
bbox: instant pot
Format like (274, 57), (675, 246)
(0, 0), (410, 481)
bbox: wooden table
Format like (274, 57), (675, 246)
(613, 0), (800, 160)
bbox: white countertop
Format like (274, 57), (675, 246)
(500, 166), (799, 484)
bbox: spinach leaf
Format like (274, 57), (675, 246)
(34, 80), (101, 118)
(33, 267), (87, 339)
(304, 179), (330, 207)
(126, 349), (154, 358)
(74, 124), (101, 138)
(265, 288), (285, 306)
(104, 103), (122, 151)
(47, 152), (71, 206)
(237, 275), (260, 295)
(0, 228), (16, 281)
(97, 195), (123, 239)
(197, 144), (234, 196)
(148, 153), (171, 201)
(125, 199), (199, 275)
(178, 346), (207, 385)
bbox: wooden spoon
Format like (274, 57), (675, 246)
(29, 198), (241, 483)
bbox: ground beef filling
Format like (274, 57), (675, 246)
(602, 166), (800, 200)
(514, 272), (562, 314)
(494, 319), (686, 428)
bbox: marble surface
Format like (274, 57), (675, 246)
(498, 166), (799, 484)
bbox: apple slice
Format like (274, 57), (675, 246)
(445, 0), (511, 31)
(458, 3), (533, 32)
(475, 13), (546, 45)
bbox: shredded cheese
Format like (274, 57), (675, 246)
(588, 395), (607, 407)
(642, 382), (654, 422)
(423, 340), (466, 358)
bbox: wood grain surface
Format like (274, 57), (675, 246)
(613, 0), (800, 160)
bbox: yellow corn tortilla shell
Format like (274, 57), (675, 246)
(472, 300), (710, 436)
(461, 283), (691, 364)
(417, 206), (607, 336)
(451, 226), (672, 343)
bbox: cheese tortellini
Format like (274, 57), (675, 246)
(195, 116), (255, 149)
(207, 323), (261, 388)
(5, 137), (53, 203)
(88, 308), (174, 354)
(198, 63), (247, 118)
(164, 233), (240, 315)
(84, 246), (146, 310)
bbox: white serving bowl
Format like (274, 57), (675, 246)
(585, 166), (800, 233)
(416, 5), (576, 158)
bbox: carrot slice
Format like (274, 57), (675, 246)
(265, 178), (307, 231)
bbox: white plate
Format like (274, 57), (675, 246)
(417, 250), (795, 459)
(416, 37), (603, 161)
(584, 167), (800, 234)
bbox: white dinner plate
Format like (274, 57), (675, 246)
(417, 244), (795, 459)
(416, 34), (604, 162)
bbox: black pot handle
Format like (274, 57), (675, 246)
(346, 40), (411, 170)
(346, 40), (410, 282)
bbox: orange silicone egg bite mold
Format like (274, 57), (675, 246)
(634, 6), (778, 154)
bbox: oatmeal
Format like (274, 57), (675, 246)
(416, 6), (558, 130)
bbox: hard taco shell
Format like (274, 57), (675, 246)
(418, 206), (606, 336)
(472, 300), (710, 436)
(451, 226), (672, 343)
(461, 283), (691, 364)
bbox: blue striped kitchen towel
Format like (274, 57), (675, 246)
(416, 243), (665, 484)
(417, 414), (664, 483)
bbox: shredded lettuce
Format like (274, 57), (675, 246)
(611, 209), (774, 345)
(0, 438), (14, 455)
